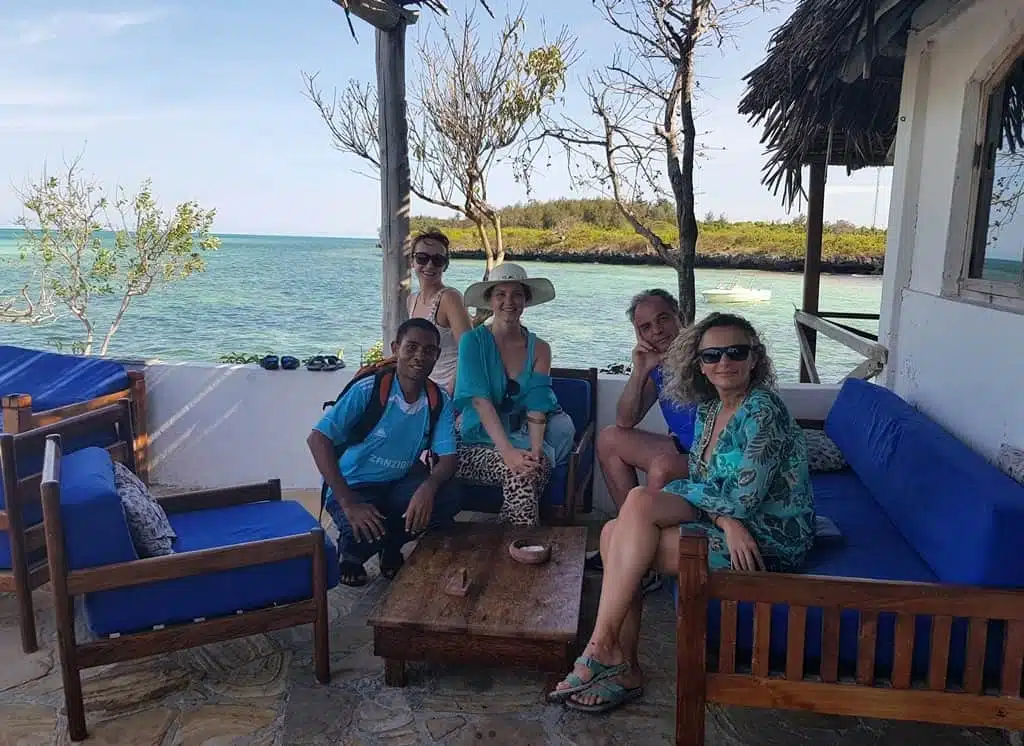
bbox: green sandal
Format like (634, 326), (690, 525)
(565, 678), (643, 713)
(546, 656), (629, 703)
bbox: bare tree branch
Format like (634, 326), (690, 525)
(306, 5), (578, 281)
(543, 0), (773, 323)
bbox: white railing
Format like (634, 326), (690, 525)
(143, 362), (841, 515)
(794, 310), (888, 384)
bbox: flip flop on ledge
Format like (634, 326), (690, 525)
(281, 355), (300, 370)
(259, 355), (279, 370)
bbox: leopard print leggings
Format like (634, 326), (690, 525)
(455, 445), (552, 526)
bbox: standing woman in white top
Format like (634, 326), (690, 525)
(407, 229), (472, 394)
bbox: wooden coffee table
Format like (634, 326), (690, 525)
(367, 523), (587, 686)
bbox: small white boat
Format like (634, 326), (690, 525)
(701, 284), (772, 304)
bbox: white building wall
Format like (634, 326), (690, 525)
(879, 0), (1024, 456)
(143, 363), (839, 515)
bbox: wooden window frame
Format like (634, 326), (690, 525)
(957, 43), (1024, 311)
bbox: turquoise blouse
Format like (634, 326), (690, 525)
(454, 325), (561, 459)
(666, 387), (815, 571)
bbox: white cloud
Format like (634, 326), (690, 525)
(11, 9), (164, 46)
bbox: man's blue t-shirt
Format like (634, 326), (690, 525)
(649, 366), (697, 451)
(315, 376), (456, 491)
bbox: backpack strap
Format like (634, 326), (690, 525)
(318, 368), (394, 524)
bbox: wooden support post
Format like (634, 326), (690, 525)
(800, 162), (827, 383)
(376, 24), (412, 348)
(2, 394), (34, 434)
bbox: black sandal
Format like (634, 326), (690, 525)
(339, 560), (368, 587)
(379, 547), (404, 580)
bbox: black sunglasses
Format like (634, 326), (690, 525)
(413, 252), (447, 268)
(699, 344), (752, 365)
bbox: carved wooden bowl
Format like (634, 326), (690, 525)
(508, 539), (551, 565)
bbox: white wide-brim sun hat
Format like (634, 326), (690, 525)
(463, 262), (556, 309)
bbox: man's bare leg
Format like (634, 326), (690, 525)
(596, 426), (689, 510)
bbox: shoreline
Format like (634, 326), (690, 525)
(446, 247), (884, 275)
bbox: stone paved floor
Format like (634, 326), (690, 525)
(0, 491), (1017, 745)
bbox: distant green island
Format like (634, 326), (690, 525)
(411, 198), (887, 274)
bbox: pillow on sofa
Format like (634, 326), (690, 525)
(112, 462), (176, 557)
(998, 443), (1024, 485)
(803, 428), (847, 473)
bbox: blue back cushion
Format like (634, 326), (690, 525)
(551, 377), (591, 433)
(0, 345), (129, 419)
(59, 448), (138, 569)
(825, 379), (1024, 587)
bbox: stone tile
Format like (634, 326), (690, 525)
(426, 715), (466, 741)
(449, 715), (547, 746)
(177, 634), (281, 678)
(282, 682), (358, 745)
(419, 666), (548, 714)
(172, 699), (279, 745)
(0, 628), (53, 693)
(81, 659), (192, 715)
(57, 707), (176, 746)
(203, 650), (291, 700)
(356, 693), (414, 737)
(0, 704), (56, 746)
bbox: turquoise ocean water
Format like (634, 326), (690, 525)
(0, 229), (884, 382)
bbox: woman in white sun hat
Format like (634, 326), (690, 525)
(453, 262), (576, 526)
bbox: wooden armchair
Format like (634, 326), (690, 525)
(40, 432), (334, 741)
(0, 400), (136, 653)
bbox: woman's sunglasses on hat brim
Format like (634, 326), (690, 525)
(413, 252), (448, 268)
(699, 344), (752, 365)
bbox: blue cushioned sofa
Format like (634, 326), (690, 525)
(674, 379), (1024, 745)
(0, 345), (148, 481)
(459, 367), (597, 522)
(30, 407), (339, 742)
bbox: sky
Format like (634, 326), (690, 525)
(0, 0), (894, 237)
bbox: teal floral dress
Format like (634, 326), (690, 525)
(665, 387), (815, 571)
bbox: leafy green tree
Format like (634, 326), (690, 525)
(4, 157), (219, 355)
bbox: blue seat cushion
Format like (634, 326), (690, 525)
(825, 379), (1024, 587)
(0, 345), (129, 419)
(84, 500), (340, 636)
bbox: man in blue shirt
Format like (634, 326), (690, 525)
(592, 289), (698, 591)
(307, 318), (461, 587)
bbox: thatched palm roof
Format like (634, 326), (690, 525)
(740, 0), (1023, 206)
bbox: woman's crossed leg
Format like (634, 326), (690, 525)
(549, 485), (698, 711)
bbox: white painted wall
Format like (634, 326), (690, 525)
(879, 0), (1024, 457)
(144, 363), (839, 514)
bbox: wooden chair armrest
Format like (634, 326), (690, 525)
(66, 528), (322, 596)
(702, 568), (1024, 620)
(157, 479), (282, 514)
(572, 421), (595, 457)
